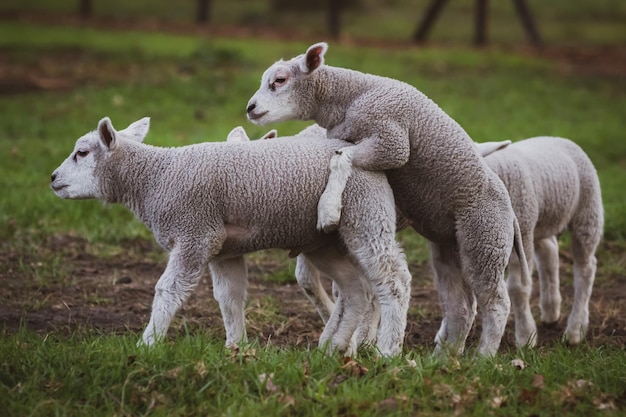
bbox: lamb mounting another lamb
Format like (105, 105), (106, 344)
(246, 42), (530, 356)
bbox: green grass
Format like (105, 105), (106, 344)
(1, 329), (625, 417)
(0, 20), (624, 416)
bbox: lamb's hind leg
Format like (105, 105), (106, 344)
(565, 230), (600, 344)
(535, 236), (562, 325)
(507, 234), (537, 347)
(430, 242), (476, 357)
(350, 240), (412, 357)
(209, 256), (248, 348)
(457, 215), (512, 356)
(304, 247), (372, 356)
(295, 254), (335, 323)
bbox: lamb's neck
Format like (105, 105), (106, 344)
(102, 142), (170, 224)
(310, 66), (372, 129)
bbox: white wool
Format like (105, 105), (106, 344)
(50, 117), (411, 356)
(478, 136), (603, 344)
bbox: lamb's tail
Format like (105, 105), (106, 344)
(512, 216), (530, 287)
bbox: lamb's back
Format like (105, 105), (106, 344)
(485, 136), (596, 239)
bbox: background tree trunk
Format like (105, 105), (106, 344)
(78, 0), (92, 18)
(327, 0), (342, 40)
(196, 0), (213, 24)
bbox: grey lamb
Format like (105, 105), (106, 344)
(50, 117), (411, 356)
(246, 42), (530, 356)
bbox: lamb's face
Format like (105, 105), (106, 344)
(246, 61), (301, 126)
(50, 116), (150, 200)
(50, 133), (104, 200)
(246, 42), (328, 126)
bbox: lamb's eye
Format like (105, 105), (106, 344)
(274, 77), (286, 85)
(74, 150), (89, 161)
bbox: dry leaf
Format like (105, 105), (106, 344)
(490, 395), (508, 408)
(406, 358), (417, 368)
(277, 393), (295, 407)
(259, 372), (278, 393)
(375, 394), (408, 411)
(341, 357), (368, 377)
(532, 374), (545, 389)
(510, 358), (525, 370)
(195, 361), (207, 378)
(165, 366), (182, 379)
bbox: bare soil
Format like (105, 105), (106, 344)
(1, 234), (624, 352)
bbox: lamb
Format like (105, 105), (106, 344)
(475, 136), (603, 344)
(294, 130), (602, 346)
(50, 117), (411, 356)
(246, 42), (530, 356)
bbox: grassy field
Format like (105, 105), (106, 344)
(0, 12), (625, 417)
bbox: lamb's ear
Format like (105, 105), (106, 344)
(299, 42), (328, 74)
(261, 129), (277, 140)
(98, 117), (118, 150)
(226, 126), (250, 143)
(120, 117), (150, 143)
(475, 140), (512, 157)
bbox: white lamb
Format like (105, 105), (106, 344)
(246, 42), (530, 356)
(50, 117), (411, 356)
(476, 136), (603, 344)
(295, 131), (603, 347)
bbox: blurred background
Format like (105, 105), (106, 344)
(1, 0), (625, 47)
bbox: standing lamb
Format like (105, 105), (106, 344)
(50, 117), (411, 356)
(297, 133), (603, 347)
(246, 42), (530, 356)
(475, 136), (603, 345)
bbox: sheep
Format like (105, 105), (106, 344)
(50, 117), (411, 356)
(246, 42), (530, 356)
(295, 131), (602, 347)
(475, 136), (603, 344)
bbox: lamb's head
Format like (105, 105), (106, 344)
(50, 117), (150, 200)
(246, 42), (328, 126)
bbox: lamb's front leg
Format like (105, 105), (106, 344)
(140, 244), (207, 346)
(209, 256), (249, 347)
(318, 127), (410, 232)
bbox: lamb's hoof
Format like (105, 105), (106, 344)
(564, 328), (586, 345)
(316, 215), (340, 233)
(320, 223), (339, 233)
(541, 320), (559, 329)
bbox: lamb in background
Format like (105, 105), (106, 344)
(476, 136), (603, 344)
(50, 117), (411, 356)
(246, 42), (530, 356)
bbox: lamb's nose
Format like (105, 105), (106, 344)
(51, 173), (57, 182)
(246, 102), (256, 114)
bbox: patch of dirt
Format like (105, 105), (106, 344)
(1, 235), (624, 352)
